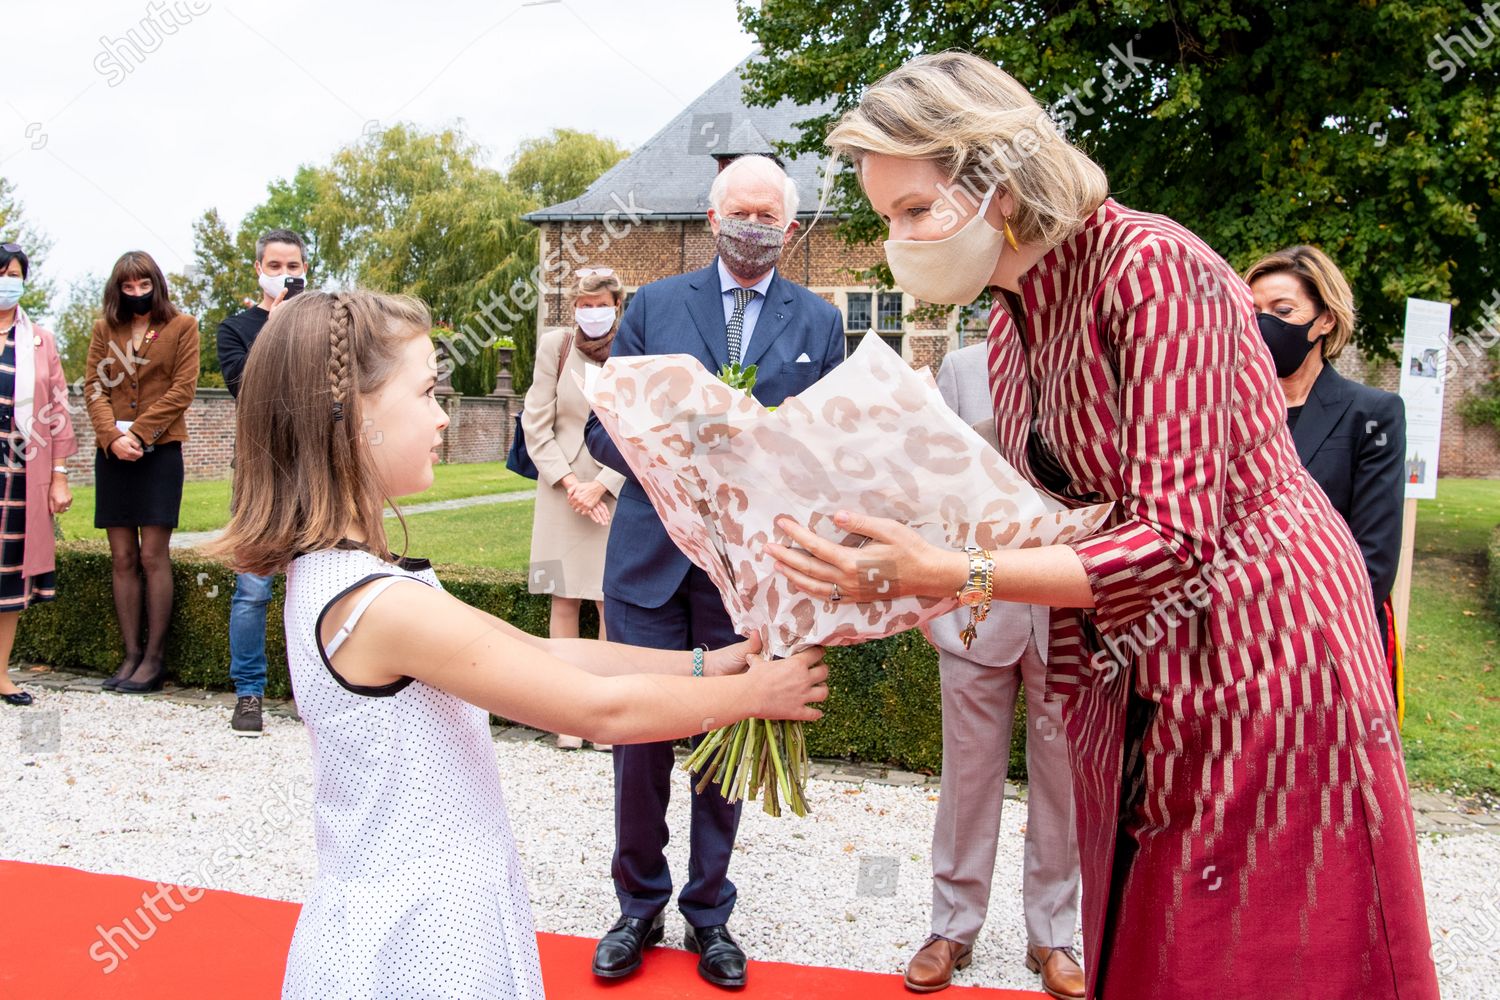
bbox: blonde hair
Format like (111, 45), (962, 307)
(566, 269), (625, 310)
(1244, 246), (1357, 360)
(205, 289), (433, 575)
(823, 51), (1109, 245)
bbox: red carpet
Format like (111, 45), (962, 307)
(0, 861), (1043, 999)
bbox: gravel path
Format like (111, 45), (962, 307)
(3, 690), (1497, 997)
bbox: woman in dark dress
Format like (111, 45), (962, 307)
(0, 243), (78, 707)
(1246, 246), (1406, 680)
(83, 251), (200, 693)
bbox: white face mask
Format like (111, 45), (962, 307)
(257, 271), (301, 301)
(883, 186), (1005, 305)
(575, 306), (617, 339)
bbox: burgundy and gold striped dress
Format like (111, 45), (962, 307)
(986, 199), (1438, 999)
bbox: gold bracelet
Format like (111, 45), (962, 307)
(957, 547), (995, 649)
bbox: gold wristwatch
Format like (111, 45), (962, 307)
(957, 546), (994, 650)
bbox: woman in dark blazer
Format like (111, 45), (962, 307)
(1246, 245), (1406, 656)
(84, 251), (200, 693)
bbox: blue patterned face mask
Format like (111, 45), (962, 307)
(0, 276), (23, 308)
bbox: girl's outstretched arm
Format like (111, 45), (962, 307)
(444, 597), (766, 679)
(320, 578), (827, 746)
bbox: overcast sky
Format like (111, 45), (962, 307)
(5, 0), (758, 310)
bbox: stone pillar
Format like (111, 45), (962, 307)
(492, 346), (515, 397)
(434, 339), (456, 396)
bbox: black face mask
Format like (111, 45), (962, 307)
(1257, 312), (1324, 379)
(122, 291), (154, 316)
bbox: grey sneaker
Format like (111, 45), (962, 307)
(231, 695), (264, 737)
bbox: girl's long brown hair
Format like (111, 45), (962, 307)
(205, 289), (432, 576)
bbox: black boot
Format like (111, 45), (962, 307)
(591, 913), (664, 979)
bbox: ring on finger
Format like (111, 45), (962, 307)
(829, 582), (841, 603)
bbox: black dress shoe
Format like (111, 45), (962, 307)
(1, 689), (33, 706)
(115, 659), (167, 694)
(685, 923), (747, 988)
(102, 656), (142, 691)
(592, 913), (664, 979)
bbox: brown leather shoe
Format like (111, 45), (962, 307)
(904, 934), (973, 993)
(1025, 944), (1085, 1000)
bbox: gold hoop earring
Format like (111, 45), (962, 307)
(1002, 218), (1020, 252)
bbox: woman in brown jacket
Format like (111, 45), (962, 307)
(84, 251), (199, 693)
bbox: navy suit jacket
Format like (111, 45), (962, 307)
(1292, 363), (1406, 639)
(585, 260), (846, 608)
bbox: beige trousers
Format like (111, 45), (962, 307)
(930, 637), (1081, 949)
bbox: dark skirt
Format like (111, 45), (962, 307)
(0, 467), (56, 612)
(94, 441), (184, 528)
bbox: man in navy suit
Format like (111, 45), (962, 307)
(585, 154), (844, 989)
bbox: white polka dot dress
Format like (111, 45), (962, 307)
(280, 546), (545, 999)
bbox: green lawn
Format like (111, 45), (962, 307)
(397, 499), (538, 571)
(1402, 478), (1500, 798)
(56, 462), (533, 542)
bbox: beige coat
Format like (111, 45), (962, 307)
(522, 327), (625, 599)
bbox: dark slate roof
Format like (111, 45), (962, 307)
(522, 54), (835, 223)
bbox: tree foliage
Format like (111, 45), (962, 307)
(503, 128), (629, 394)
(740, 0), (1499, 356)
(174, 124), (625, 396)
(0, 177), (56, 318)
(507, 127), (630, 208)
(52, 275), (104, 384)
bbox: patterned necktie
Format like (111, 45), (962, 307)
(726, 287), (755, 366)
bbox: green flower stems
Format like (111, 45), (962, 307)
(685, 708), (811, 818)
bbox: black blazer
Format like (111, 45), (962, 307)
(1291, 363), (1406, 640)
(584, 260), (845, 609)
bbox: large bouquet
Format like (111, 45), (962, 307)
(581, 333), (1110, 814)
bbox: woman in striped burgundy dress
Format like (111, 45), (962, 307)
(768, 53), (1439, 999)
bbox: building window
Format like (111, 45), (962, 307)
(845, 292), (872, 331)
(959, 300), (990, 347)
(843, 290), (904, 358)
(623, 290), (636, 313)
(872, 292), (906, 355)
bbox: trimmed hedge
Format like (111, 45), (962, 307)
(16, 541), (1030, 778)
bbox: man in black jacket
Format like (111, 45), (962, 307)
(215, 229), (306, 735)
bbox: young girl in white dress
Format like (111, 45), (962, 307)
(207, 290), (828, 999)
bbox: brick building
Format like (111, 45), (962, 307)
(521, 56), (986, 375)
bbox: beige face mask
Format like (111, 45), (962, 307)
(883, 186), (1005, 305)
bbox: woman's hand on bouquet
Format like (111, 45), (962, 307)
(765, 510), (964, 603)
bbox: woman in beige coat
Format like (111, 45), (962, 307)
(523, 268), (626, 749)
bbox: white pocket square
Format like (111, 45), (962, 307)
(794, 352), (811, 363)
